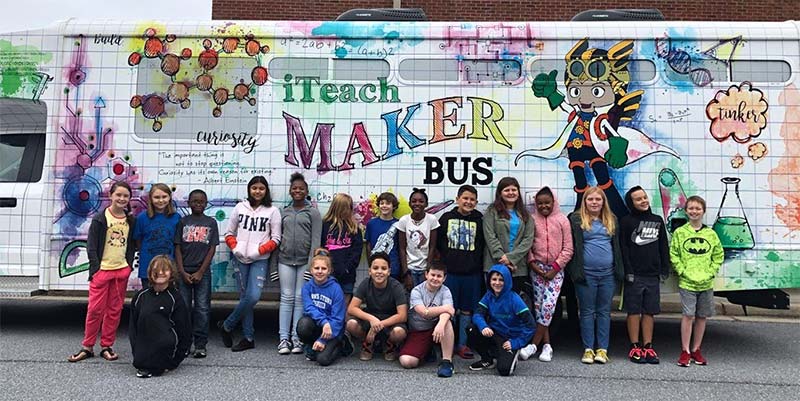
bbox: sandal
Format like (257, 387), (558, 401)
(68, 349), (94, 362)
(100, 347), (118, 361)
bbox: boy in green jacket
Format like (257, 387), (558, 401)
(669, 195), (724, 367)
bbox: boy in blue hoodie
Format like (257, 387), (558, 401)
(468, 264), (535, 376)
(297, 249), (353, 366)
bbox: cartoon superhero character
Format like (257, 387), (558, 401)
(515, 38), (679, 217)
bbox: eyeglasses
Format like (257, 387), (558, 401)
(655, 36), (713, 87)
(567, 58), (610, 82)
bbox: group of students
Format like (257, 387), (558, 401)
(66, 173), (724, 378)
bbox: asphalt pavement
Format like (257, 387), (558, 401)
(0, 297), (798, 401)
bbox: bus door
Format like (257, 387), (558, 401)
(0, 99), (47, 277)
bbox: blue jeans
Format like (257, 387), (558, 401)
(278, 262), (306, 343)
(223, 256), (268, 341)
(410, 270), (425, 287)
(574, 272), (615, 350)
(179, 270), (212, 348)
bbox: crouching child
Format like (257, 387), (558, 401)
(468, 264), (535, 376)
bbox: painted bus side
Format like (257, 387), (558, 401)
(0, 20), (797, 306)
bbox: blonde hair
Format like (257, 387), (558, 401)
(322, 193), (359, 235)
(147, 255), (178, 285)
(310, 248), (332, 271)
(579, 186), (616, 235)
(146, 183), (176, 218)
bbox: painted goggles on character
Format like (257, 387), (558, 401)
(567, 58), (611, 82)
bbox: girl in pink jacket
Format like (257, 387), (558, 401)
(520, 187), (573, 362)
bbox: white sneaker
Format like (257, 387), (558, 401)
(519, 344), (537, 361)
(277, 339), (291, 355)
(539, 344), (553, 362)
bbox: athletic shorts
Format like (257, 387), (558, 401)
(679, 288), (714, 318)
(398, 329), (435, 360)
(623, 275), (661, 315)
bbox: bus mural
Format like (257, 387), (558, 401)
(0, 19), (797, 304)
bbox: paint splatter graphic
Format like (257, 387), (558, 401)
(748, 142), (767, 161)
(768, 85), (800, 231)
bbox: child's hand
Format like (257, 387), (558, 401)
(370, 318), (384, 333)
(181, 271), (193, 284)
(190, 271), (203, 283)
(321, 323), (333, 339)
(502, 340), (512, 351)
(481, 327), (494, 337)
(312, 341), (326, 352)
(432, 322), (445, 344)
(366, 329), (377, 344)
(543, 269), (557, 281)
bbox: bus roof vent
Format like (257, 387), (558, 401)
(571, 9), (665, 21)
(335, 8), (428, 21)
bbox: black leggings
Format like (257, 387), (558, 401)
(296, 316), (342, 367)
(466, 325), (518, 376)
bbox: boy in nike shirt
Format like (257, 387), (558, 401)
(620, 186), (670, 364)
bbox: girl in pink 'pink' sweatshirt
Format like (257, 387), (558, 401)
(522, 186), (573, 362)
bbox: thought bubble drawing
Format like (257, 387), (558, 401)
(731, 153), (744, 169)
(748, 142), (767, 161)
(706, 82), (768, 143)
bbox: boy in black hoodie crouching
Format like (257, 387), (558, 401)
(620, 186), (670, 364)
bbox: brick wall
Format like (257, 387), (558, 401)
(212, 0), (799, 22)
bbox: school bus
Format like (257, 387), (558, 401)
(0, 13), (796, 309)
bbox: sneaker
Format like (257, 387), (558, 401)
(643, 344), (660, 364)
(538, 344), (553, 362)
(359, 341), (373, 361)
(628, 343), (644, 364)
(691, 348), (707, 365)
(455, 345), (474, 360)
(291, 340), (303, 354)
(437, 359), (454, 377)
(594, 349), (609, 364)
(677, 350), (691, 367)
(277, 339), (292, 355)
(193, 348), (207, 359)
(384, 341), (397, 361)
(581, 349), (595, 364)
(303, 344), (317, 362)
(231, 338), (255, 352)
(519, 343), (537, 361)
(508, 349), (521, 375)
(217, 321), (233, 348)
(469, 359), (495, 371)
(136, 369), (152, 378)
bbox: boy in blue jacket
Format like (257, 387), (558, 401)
(297, 249), (353, 366)
(468, 264), (535, 376)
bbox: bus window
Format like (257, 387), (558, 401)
(0, 99), (46, 183)
(463, 59), (521, 82)
(332, 59), (390, 81)
(530, 59), (656, 82)
(398, 58), (460, 81)
(134, 56), (259, 139)
(731, 60), (791, 83)
(268, 57), (329, 80)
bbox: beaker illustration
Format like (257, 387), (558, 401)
(658, 168), (688, 232)
(712, 177), (755, 249)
